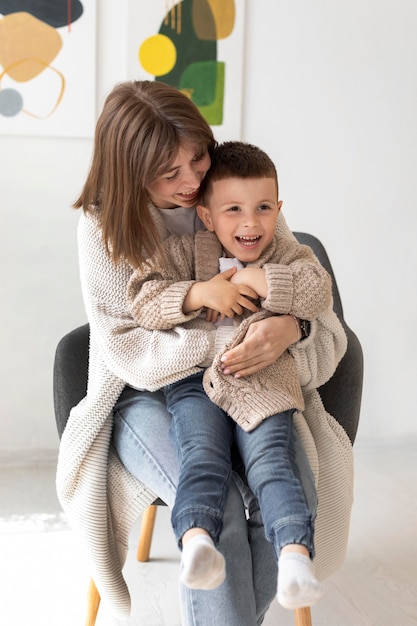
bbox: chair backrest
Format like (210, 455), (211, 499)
(53, 233), (363, 443)
(294, 233), (363, 443)
(53, 323), (89, 437)
(293, 233), (343, 318)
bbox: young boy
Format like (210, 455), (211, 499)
(127, 142), (332, 610)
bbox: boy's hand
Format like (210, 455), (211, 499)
(183, 267), (259, 318)
(229, 267), (267, 298)
(205, 268), (259, 319)
(205, 308), (220, 323)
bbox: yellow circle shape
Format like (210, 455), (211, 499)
(139, 34), (177, 77)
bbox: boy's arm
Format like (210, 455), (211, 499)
(262, 240), (332, 319)
(128, 273), (199, 330)
(183, 268), (259, 319)
(231, 240), (332, 320)
(127, 237), (259, 329)
(127, 235), (201, 330)
(218, 213), (346, 384)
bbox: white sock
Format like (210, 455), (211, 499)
(277, 552), (322, 610)
(180, 534), (226, 590)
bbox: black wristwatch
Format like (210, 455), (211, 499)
(299, 319), (311, 339)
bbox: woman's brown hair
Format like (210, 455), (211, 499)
(73, 80), (216, 268)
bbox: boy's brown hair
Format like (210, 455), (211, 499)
(199, 141), (279, 204)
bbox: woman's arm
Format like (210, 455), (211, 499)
(289, 307), (347, 390)
(78, 213), (211, 390)
(220, 302), (346, 385)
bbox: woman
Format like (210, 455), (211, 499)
(56, 80), (351, 625)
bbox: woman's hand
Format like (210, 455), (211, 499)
(220, 315), (300, 378)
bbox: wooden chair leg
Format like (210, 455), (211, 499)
(294, 606), (312, 626)
(137, 504), (158, 562)
(85, 506), (157, 625)
(85, 577), (100, 626)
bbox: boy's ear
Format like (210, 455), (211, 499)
(277, 200), (283, 213)
(196, 204), (215, 231)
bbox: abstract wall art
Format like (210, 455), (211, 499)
(0, 0), (96, 137)
(127, 0), (246, 141)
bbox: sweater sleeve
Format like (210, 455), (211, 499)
(289, 307), (348, 390)
(77, 213), (210, 391)
(272, 212), (347, 389)
(261, 239), (332, 319)
(127, 235), (203, 330)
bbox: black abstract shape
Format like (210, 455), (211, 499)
(0, 0), (84, 28)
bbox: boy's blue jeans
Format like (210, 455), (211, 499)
(165, 371), (315, 559)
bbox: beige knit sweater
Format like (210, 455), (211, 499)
(56, 208), (352, 619)
(127, 230), (333, 431)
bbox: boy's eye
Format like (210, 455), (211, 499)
(227, 205), (240, 212)
(258, 204), (272, 211)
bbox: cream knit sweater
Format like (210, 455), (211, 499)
(56, 208), (352, 619)
(127, 229), (333, 430)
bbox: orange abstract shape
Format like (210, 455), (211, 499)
(180, 88), (194, 100)
(193, 0), (235, 41)
(0, 12), (62, 82)
(0, 59), (65, 118)
(164, 0), (182, 34)
(192, 0), (216, 41)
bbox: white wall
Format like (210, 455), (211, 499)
(0, 1), (128, 461)
(242, 0), (417, 443)
(1, 0), (416, 460)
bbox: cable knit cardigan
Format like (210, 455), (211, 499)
(56, 207), (352, 619)
(127, 230), (333, 431)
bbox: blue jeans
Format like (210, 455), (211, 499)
(165, 372), (314, 558)
(112, 383), (317, 626)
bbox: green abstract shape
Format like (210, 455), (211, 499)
(180, 61), (224, 125)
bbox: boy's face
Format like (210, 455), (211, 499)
(197, 177), (282, 262)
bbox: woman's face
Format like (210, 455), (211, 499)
(147, 143), (211, 209)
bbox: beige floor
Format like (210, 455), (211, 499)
(1, 440), (416, 626)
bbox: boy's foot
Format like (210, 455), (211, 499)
(277, 552), (322, 610)
(181, 534), (225, 590)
